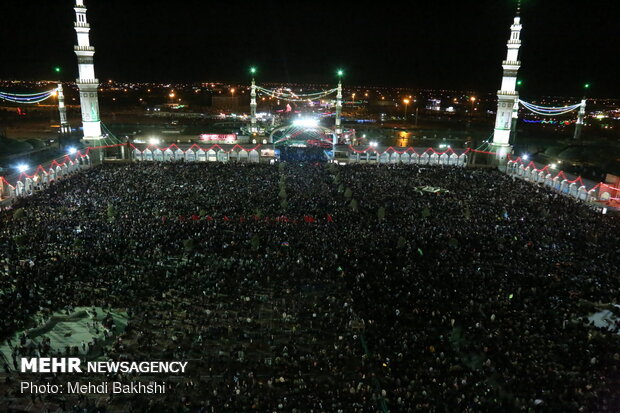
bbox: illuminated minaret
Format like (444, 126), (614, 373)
(73, 0), (102, 140)
(250, 68), (258, 134)
(492, 8), (523, 157)
(335, 70), (343, 135)
(573, 98), (586, 140)
(57, 83), (71, 134)
(510, 96), (519, 143)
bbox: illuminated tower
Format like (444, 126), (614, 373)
(573, 98), (586, 140)
(510, 96), (519, 143)
(250, 68), (258, 134)
(57, 83), (71, 134)
(335, 70), (343, 135)
(73, 0), (102, 140)
(492, 10), (523, 157)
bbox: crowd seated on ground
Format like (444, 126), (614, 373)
(0, 161), (619, 412)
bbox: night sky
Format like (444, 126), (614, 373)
(0, 0), (618, 96)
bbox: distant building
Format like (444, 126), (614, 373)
(427, 99), (441, 111)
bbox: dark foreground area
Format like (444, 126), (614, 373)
(0, 162), (619, 412)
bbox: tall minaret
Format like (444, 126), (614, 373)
(73, 0), (102, 140)
(57, 83), (71, 134)
(250, 68), (258, 134)
(492, 6), (523, 157)
(335, 70), (343, 135)
(573, 98), (586, 140)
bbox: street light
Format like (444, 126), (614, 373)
(403, 98), (410, 120)
(67, 146), (77, 155)
(16, 164), (29, 173)
(470, 96), (476, 116)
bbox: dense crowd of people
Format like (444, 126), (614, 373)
(0, 161), (619, 412)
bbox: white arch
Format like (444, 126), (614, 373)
(143, 148), (153, 161)
(439, 153), (449, 165)
(419, 153), (430, 165)
(218, 150), (229, 162)
(568, 182), (579, 198)
(196, 149), (206, 162)
(458, 154), (467, 167)
(133, 149), (144, 161)
(207, 149), (217, 162)
(164, 149), (174, 162)
(185, 149), (196, 162)
(577, 185), (588, 201)
(249, 150), (259, 163)
(24, 178), (34, 194)
(16, 181), (25, 197)
(449, 153), (458, 165)
(173, 149), (184, 161)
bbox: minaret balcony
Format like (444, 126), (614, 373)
(497, 90), (518, 97)
(76, 78), (100, 85)
(74, 22), (90, 28)
(74, 46), (95, 52)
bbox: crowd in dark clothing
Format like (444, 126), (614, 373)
(0, 161), (619, 412)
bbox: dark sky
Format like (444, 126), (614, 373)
(0, 0), (618, 97)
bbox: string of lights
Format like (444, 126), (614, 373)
(255, 86), (337, 102)
(0, 88), (58, 104)
(518, 99), (582, 116)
